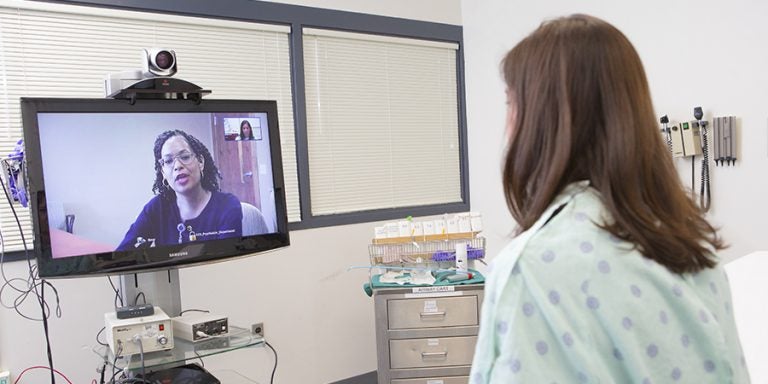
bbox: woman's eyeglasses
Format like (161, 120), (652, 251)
(158, 151), (196, 169)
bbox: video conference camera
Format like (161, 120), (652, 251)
(143, 48), (177, 77)
(104, 48), (178, 97)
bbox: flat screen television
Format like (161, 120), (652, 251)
(21, 98), (290, 278)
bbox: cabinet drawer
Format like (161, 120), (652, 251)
(389, 336), (477, 369)
(388, 296), (478, 329)
(391, 376), (468, 384)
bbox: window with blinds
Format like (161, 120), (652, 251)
(0, 2), (299, 253)
(303, 29), (463, 216)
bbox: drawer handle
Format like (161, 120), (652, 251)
(419, 311), (446, 318)
(421, 351), (448, 359)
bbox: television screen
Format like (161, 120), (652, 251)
(22, 98), (290, 278)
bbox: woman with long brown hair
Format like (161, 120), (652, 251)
(470, 14), (749, 383)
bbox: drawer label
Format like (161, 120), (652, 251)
(423, 300), (438, 313)
(426, 381), (444, 384)
(427, 338), (440, 346)
(412, 286), (455, 294)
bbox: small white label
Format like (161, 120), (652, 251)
(398, 220), (412, 237)
(458, 215), (472, 233)
(374, 226), (387, 239)
(434, 219), (446, 235)
(413, 286), (455, 294)
(426, 380), (444, 384)
(446, 217), (459, 234)
(427, 338), (440, 346)
(423, 300), (438, 313)
(412, 222), (424, 236)
(385, 223), (399, 238)
(423, 221), (435, 235)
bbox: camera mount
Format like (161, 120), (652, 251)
(106, 48), (211, 104)
(110, 77), (211, 105)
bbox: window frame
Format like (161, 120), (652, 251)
(16, 0), (470, 232)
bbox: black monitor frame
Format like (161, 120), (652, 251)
(22, 97), (290, 278)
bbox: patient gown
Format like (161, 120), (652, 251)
(470, 182), (750, 383)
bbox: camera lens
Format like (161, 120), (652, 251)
(155, 51), (174, 70)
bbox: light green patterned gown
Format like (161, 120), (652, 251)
(470, 182), (750, 384)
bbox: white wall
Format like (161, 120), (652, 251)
(0, 1), (462, 384)
(462, 0), (768, 263)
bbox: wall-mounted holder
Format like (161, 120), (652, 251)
(110, 77), (211, 105)
(712, 116), (737, 166)
(659, 107), (735, 212)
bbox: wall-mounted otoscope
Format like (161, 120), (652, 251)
(660, 115), (672, 152)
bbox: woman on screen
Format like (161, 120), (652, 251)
(237, 120), (255, 141)
(117, 130), (248, 250)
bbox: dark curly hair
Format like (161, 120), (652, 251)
(152, 130), (222, 200)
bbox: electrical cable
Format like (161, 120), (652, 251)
(3, 279), (57, 321)
(699, 121), (712, 211)
(111, 341), (123, 384)
(265, 340), (278, 384)
(0, 160), (35, 297)
(40, 282), (55, 384)
(133, 291), (146, 306)
(666, 132), (673, 153)
(134, 336), (146, 383)
(0, 185), (43, 316)
(0, 224), (32, 300)
(12, 366), (73, 384)
(96, 327), (108, 347)
(179, 309), (210, 316)
(194, 350), (205, 368)
(0, 163), (58, 384)
(42, 280), (61, 317)
(691, 156), (695, 198)
(99, 360), (107, 384)
(108, 338), (154, 384)
(107, 276), (123, 308)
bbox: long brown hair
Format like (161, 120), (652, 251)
(502, 14), (722, 274)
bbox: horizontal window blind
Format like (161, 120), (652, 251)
(303, 28), (462, 216)
(0, 2), (300, 253)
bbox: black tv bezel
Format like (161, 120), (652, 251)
(22, 97), (290, 278)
